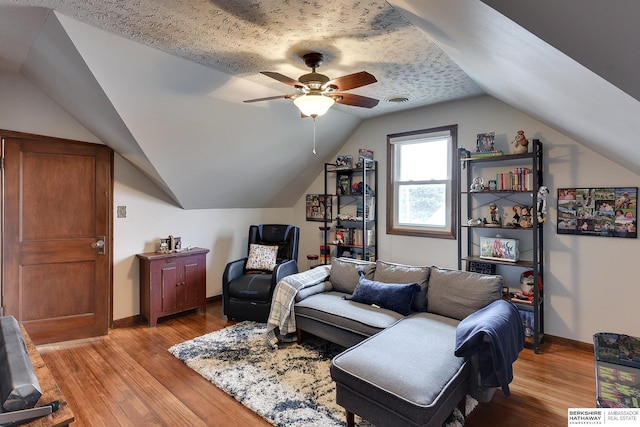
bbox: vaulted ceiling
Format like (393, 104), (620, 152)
(0, 0), (638, 209)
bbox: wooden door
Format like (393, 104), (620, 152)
(2, 130), (112, 344)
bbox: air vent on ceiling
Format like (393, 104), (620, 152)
(385, 96), (410, 104)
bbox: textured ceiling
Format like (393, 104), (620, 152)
(3, 0), (639, 211)
(0, 0), (484, 117)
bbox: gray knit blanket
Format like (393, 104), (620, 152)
(266, 265), (331, 349)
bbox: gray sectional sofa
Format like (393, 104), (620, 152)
(289, 257), (524, 427)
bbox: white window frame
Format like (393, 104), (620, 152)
(386, 124), (458, 239)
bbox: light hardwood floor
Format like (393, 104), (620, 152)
(36, 300), (596, 427)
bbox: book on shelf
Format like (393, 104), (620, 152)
(334, 227), (374, 247)
(356, 197), (375, 220)
(496, 167), (532, 191)
(353, 229), (375, 246)
(470, 151), (503, 158)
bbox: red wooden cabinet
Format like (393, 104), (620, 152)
(137, 248), (209, 327)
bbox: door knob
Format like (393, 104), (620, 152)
(92, 236), (106, 254)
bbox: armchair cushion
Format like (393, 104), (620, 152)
(246, 244), (278, 271)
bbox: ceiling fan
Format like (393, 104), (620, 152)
(244, 52), (379, 117)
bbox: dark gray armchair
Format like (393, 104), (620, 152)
(222, 224), (300, 322)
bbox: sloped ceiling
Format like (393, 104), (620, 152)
(389, 0), (640, 178)
(1, 0), (639, 209)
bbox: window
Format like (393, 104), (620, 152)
(387, 124), (458, 239)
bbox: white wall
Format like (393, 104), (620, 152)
(0, 69), (100, 142)
(113, 154), (291, 319)
(295, 95), (640, 344)
(0, 71), (293, 321)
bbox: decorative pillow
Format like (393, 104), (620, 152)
(427, 267), (503, 320)
(330, 257), (376, 294)
(245, 244), (278, 271)
(374, 260), (431, 312)
(344, 273), (420, 316)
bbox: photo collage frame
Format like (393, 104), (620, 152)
(557, 187), (637, 238)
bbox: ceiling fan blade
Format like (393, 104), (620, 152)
(243, 94), (294, 103)
(260, 71), (302, 87)
(324, 71), (377, 91)
(334, 93), (379, 108)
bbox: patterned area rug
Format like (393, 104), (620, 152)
(169, 321), (476, 427)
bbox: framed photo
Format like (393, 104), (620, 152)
(306, 194), (332, 222)
(557, 187), (637, 238)
(159, 238), (169, 253)
(476, 132), (496, 153)
(169, 235), (182, 252)
(335, 155), (353, 169)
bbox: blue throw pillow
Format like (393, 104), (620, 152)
(344, 272), (420, 316)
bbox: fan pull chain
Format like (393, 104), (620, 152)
(312, 116), (317, 155)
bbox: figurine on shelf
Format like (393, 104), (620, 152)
(488, 202), (501, 226)
(470, 176), (484, 192)
(537, 186), (549, 223)
(467, 218), (483, 226)
(510, 130), (529, 154)
(519, 206), (533, 228)
(511, 205), (522, 227)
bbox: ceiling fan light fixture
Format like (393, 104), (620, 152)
(293, 94), (335, 117)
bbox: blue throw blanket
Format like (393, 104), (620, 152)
(454, 299), (524, 396)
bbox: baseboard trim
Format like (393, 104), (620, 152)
(544, 334), (594, 353)
(112, 315), (144, 328)
(112, 295), (223, 329)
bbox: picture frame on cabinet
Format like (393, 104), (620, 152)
(557, 187), (637, 238)
(169, 235), (182, 252)
(306, 194), (332, 222)
(159, 238), (170, 253)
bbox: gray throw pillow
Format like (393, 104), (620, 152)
(330, 257), (376, 294)
(373, 260), (430, 312)
(427, 267), (503, 320)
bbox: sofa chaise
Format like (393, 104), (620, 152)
(266, 257), (524, 427)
